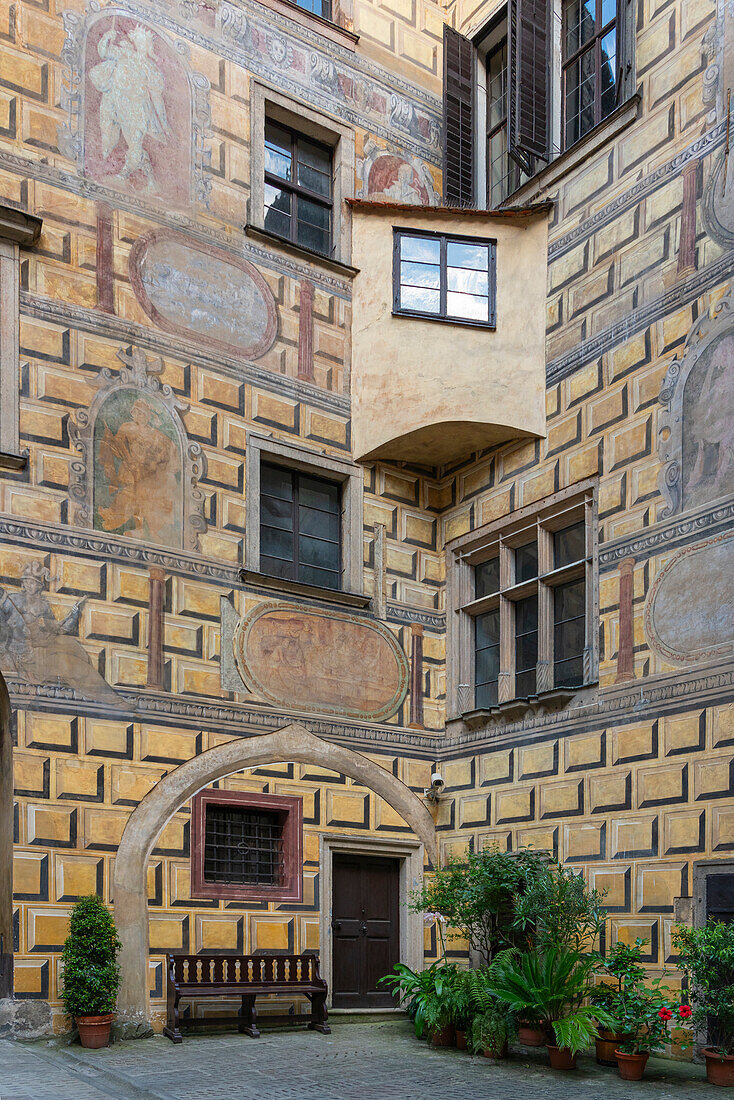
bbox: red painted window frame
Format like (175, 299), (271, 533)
(190, 789), (303, 904)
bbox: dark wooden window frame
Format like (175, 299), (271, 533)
(561, 0), (619, 150)
(260, 461), (343, 591)
(191, 789), (303, 904)
(264, 120), (334, 257)
(448, 482), (598, 718)
(392, 228), (497, 330)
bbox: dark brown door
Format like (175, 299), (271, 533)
(331, 854), (400, 1008)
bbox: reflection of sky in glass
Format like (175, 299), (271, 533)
(446, 242), (488, 270)
(447, 267), (488, 295)
(400, 236), (440, 264)
(447, 292), (489, 321)
(401, 285), (440, 313)
(401, 260), (440, 289)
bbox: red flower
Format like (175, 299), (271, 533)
(678, 1005), (693, 1020)
(658, 1008), (673, 1021)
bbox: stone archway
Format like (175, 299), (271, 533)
(0, 671), (12, 997)
(114, 722), (437, 1022)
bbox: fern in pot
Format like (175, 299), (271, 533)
(61, 895), (121, 1048)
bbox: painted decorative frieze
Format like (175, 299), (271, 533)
(129, 230), (278, 359)
(231, 600), (410, 722)
(644, 529), (734, 664)
(0, 562), (125, 705)
(657, 288), (734, 516)
(356, 137), (440, 205)
(59, 5), (212, 208)
(69, 345), (208, 549)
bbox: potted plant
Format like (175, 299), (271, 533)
(486, 945), (614, 1071)
(60, 895), (121, 1049)
(590, 939), (647, 1065)
(448, 968), (473, 1049)
(613, 981), (684, 1081)
(674, 920), (734, 1087)
(469, 1002), (517, 1059)
(378, 960), (456, 1042)
(464, 967), (516, 1057)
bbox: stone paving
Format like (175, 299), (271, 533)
(0, 1017), (722, 1100)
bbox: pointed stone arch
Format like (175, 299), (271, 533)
(114, 722), (437, 1022)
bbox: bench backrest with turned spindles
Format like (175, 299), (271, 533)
(168, 953), (324, 990)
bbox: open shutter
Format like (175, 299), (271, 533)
(615, 0), (634, 105)
(507, 0), (549, 174)
(443, 24), (475, 207)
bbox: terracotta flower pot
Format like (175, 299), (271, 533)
(595, 1028), (624, 1066)
(455, 1029), (467, 1050)
(615, 1049), (649, 1081)
(518, 1024), (546, 1046)
(547, 1044), (576, 1070)
(704, 1049), (734, 1088)
(483, 1039), (509, 1059)
(76, 1013), (114, 1049)
(431, 1023), (456, 1047)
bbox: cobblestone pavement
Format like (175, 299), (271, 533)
(0, 1018), (721, 1100)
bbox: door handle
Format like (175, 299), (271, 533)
(359, 922), (368, 936)
(331, 920), (342, 931)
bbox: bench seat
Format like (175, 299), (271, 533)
(163, 953), (330, 1043)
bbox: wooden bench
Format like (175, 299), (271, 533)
(163, 953), (331, 1043)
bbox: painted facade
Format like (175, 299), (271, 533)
(0, 0), (731, 1043)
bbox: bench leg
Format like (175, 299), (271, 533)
(238, 994), (260, 1038)
(163, 991), (183, 1043)
(307, 992), (331, 1034)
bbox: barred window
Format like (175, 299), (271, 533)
(191, 790), (303, 904)
(204, 806), (284, 887)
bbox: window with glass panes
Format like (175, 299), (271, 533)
(453, 490), (595, 710)
(393, 230), (496, 326)
(563, 0), (618, 148)
(260, 462), (341, 590)
(486, 37), (522, 207)
(292, 0), (331, 18)
(264, 120), (333, 256)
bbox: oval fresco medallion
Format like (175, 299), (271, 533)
(129, 230), (277, 359)
(233, 601), (410, 722)
(644, 530), (734, 663)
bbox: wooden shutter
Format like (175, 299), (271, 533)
(507, 0), (549, 174)
(616, 0), (634, 104)
(443, 24), (475, 207)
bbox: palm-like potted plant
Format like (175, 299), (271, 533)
(60, 895), (121, 1048)
(673, 920), (734, 1086)
(590, 939), (647, 1065)
(486, 946), (614, 1070)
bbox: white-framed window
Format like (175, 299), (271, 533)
(446, 481), (598, 720)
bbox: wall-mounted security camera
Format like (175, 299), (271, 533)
(424, 769), (444, 804)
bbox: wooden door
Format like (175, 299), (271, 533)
(331, 854), (400, 1008)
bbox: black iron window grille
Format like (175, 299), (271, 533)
(203, 805), (284, 887)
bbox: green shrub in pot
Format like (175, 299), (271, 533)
(61, 895), (121, 1048)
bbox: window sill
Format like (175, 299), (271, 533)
(0, 450), (27, 471)
(462, 685), (593, 729)
(392, 309), (496, 331)
(252, 0), (359, 51)
(501, 93), (641, 208)
(245, 224), (359, 278)
(239, 568), (371, 609)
